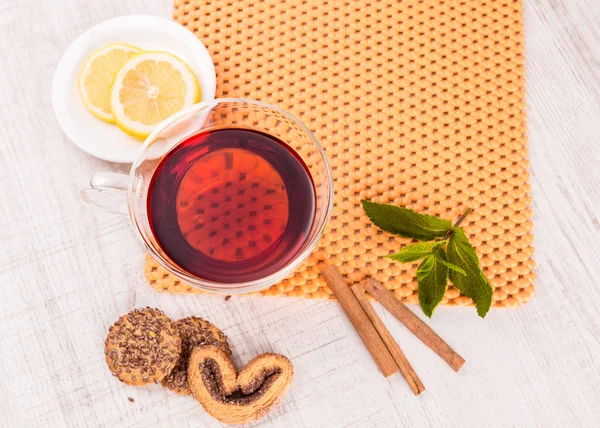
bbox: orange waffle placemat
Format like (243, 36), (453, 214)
(145, 0), (535, 308)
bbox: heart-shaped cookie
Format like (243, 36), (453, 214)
(162, 316), (231, 395)
(187, 345), (294, 425)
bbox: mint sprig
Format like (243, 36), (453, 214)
(447, 228), (493, 317)
(417, 254), (449, 317)
(386, 241), (447, 263)
(361, 200), (493, 318)
(361, 200), (452, 241)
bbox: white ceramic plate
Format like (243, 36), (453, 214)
(52, 15), (216, 163)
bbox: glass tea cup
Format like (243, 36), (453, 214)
(82, 99), (334, 294)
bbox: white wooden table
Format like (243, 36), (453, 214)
(1, 1), (599, 427)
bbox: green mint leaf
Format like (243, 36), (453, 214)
(416, 254), (449, 318)
(434, 249), (467, 276)
(361, 200), (452, 241)
(447, 228), (493, 317)
(387, 240), (447, 263)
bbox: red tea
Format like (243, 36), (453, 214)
(147, 128), (316, 282)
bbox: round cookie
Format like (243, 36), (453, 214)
(162, 316), (231, 394)
(105, 308), (182, 386)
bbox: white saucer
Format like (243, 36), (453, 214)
(52, 15), (216, 163)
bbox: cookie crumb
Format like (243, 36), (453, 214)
(127, 397), (135, 403)
(224, 295), (231, 301)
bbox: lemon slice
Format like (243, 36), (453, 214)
(110, 51), (201, 139)
(78, 43), (141, 123)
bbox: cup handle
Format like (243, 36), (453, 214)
(81, 172), (130, 216)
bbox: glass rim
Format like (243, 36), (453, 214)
(127, 98), (334, 294)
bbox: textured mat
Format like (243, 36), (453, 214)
(145, 0), (535, 308)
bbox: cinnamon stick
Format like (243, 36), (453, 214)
(365, 278), (465, 372)
(350, 284), (425, 395)
(322, 266), (399, 377)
